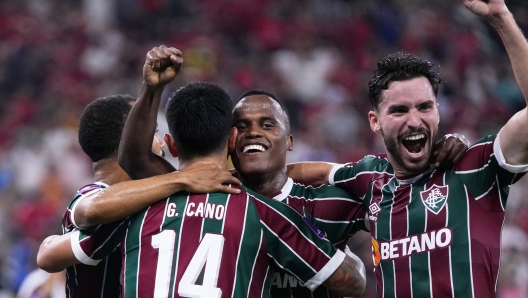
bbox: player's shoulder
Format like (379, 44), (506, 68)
(76, 182), (107, 195)
(337, 153), (393, 175)
(67, 182), (108, 208)
(290, 179), (354, 200)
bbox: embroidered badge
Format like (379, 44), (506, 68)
(420, 184), (449, 215)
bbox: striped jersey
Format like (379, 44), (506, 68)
(71, 184), (346, 298)
(62, 182), (122, 298)
(270, 177), (367, 298)
(329, 134), (528, 298)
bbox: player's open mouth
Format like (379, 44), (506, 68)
(402, 133), (427, 158)
(242, 144), (268, 154)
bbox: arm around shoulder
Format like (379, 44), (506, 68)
(287, 162), (337, 186)
(37, 234), (79, 273)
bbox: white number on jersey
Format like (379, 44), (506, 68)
(152, 231), (225, 298)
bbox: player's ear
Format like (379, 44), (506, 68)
(227, 127), (238, 154)
(287, 135), (293, 151)
(164, 134), (179, 158)
(369, 111), (381, 134)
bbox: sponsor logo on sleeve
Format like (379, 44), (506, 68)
(420, 184), (449, 215)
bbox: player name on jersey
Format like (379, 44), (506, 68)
(166, 202), (226, 220)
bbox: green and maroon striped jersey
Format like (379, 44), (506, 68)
(71, 184), (345, 298)
(62, 182), (122, 298)
(329, 134), (527, 298)
(270, 178), (367, 298)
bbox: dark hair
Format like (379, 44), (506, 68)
(165, 81), (233, 159)
(78, 94), (136, 162)
(237, 88), (291, 132)
(368, 52), (442, 110)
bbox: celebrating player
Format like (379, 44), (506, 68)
(37, 95), (241, 297)
(288, 0), (528, 297)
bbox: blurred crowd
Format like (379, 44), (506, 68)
(1, 0), (528, 297)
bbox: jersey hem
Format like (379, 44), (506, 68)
(328, 164), (344, 186)
(70, 187), (104, 229)
(71, 229), (101, 266)
(304, 249), (346, 290)
(494, 131), (528, 173)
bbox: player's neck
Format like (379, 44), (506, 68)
(93, 158), (131, 185)
(178, 153), (228, 171)
(240, 168), (288, 198)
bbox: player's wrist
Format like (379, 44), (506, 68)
(486, 8), (512, 28)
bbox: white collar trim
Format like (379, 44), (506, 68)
(272, 178), (294, 202)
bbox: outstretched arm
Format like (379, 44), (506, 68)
(37, 234), (78, 273)
(74, 162), (241, 228)
(119, 45), (182, 179)
(460, 0), (528, 164)
(287, 162), (336, 186)
(287, 133), (470, 186)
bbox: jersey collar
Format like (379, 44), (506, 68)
(272, 177), (294, 202)
(397, 166), (435, 185)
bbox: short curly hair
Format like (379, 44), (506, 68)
(78, 95), (136, 162)
(368, 52), (442, 110)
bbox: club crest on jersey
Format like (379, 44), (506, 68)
(420, 184), (449, 215)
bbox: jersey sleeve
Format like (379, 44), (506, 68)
(63, 183), (106, 232)
(289, 183), (367, 248)
(454, 133), (528, 200)
(70, 218), (129, 266)
(329, 155), (393, 198)
(248, 191), (346, 291)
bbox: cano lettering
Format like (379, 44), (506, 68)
(186, 202), (225, 220)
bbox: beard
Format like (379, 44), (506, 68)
(382, 129), (437, 176)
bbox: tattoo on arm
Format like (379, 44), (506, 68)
(327, 254), (366, 297)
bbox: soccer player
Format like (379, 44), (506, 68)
(287, 0), (528, 297)
(73, 78), (367, 296)
(37, 95), (241, 297)
(230, 89), (468, 298)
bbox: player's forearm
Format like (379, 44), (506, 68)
(74, 172), (185, 227)
(119, 82), (174, 179)
(489, 10), (528, 105)
(287, 162), (334, 186)
(323, 253), (366, 297)
(37, 234), (79, 273)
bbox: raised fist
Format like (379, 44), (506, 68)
(143, 45), (183, 89)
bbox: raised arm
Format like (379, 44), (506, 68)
(119, 45), (182, 178)
(461, 0), (528, 164)
(74, 162), (241, 228)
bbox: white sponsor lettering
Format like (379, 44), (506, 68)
(436, 228), (451, 247)
(389, 240), (399, 259)
(270, 272), (304, 288)
(381, 242), (390, 260)
(378, 228), (453, 262)
(186, 202), (225, 220)
(166, 203), (179, 217)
